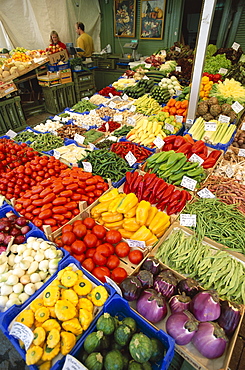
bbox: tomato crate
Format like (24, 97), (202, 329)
(71, 295), (175, 370)
(0, 255), (115, 370)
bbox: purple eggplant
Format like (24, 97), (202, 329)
(218, 300), (241, 337)
(166, 310), (199, 345)
(119, 276), (142, 301)
(177, 277), (200, 298)
(154, 270), (178, 300)
(136, 270), (154, 288)
(136, 289), (167, 323)
(141, 257), (161, 276)
(190, 290), (221, 322)
(169, 293), (191, 313)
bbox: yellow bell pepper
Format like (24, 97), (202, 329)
(108, 194), (126, 213)
(145, 233), (158, 246)
(156, 220), (170, 238)
(101, 212), (123, 223)
(117, 193), (138, 214)
(118, 228), (134, 239)
(91, 200), (111, 217)
(123, 218), (140, 232)
(136, 201), (151, 226)
(148, 211), (170, 235)
(104, 220), (124, 229)
(131, 225), (152, 242)
(124, 205), (137, 218)
(145, 206), (158, 227)
(99, 188), (119, 203)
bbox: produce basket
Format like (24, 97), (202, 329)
(0, 255), (115, 370)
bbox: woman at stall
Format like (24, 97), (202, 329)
(49, 30), (67, 51)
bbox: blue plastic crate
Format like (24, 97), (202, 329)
(48, 61), (70, 72)
(0, 255), (116, 370)
(71, 295), (175, 370)
(112, 166), (137, 188)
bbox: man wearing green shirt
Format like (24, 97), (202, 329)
(75, 22), (94, 59)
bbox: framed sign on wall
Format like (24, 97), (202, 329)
(114, 0), (136, 37)
(140, 0), (166, 40)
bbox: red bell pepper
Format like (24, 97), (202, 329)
(176, 142), (193, 155)
(191, 140), (206, 154)
(202, 157), (216, 168)
(207, 150), (221, 161)
(173, 136), (186, 149)
(162, 143), (174, 151)
(164, 135), (177, 144)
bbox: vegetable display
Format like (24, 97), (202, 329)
(209, 78), (245, 105)
(110, 142), (152, 163)
(72, 100), (97, 113)
(56, 124), (86, 139)
(98, 120), (121, 133)
(133, 95), (162, 116)
(30, 133), (64, 152)
(162, 98), (188, 121)
(82, 129), (105, 145)
(98, 86), (121, 97)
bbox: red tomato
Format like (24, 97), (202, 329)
(54, 236), (63, 248)
(93, 251), (107, 266)
(73, 220), (84, 227)
(71, 240), (86, 255)
(96, 244), (112, 257)
(82, 258), (95, 272)
(92, 225), (106, 239)
(92, 266), (110, 283)
(128, 250), (144, 265)
(61, 231), (76, 246)
(62, 224), (73, 233)
(85, 248), (96, 258)
(83, 217), (96, 229)
(73, 224), (87, 239)
(115, 242), (130, 258)
(111, 267), (128, 284)
(105, 230), (122, 244)
(84, 233), (98, 248)
(63, 245), (72, 254)
(106, 255), (120, 270)
(73, 253), (86, 264)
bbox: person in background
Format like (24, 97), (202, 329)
(75, 22), (94, 59)
(49, 30), (67, 50)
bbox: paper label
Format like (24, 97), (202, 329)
(0, 194), (5, 207)
(62, 117), (69, 123)
(53, 115), (61, 121)
(53, 150), (61, 159)
(175, 90), (182, 97)
(181, 176), (197, 191)
(238, 149), (245, 157)
(164, 123), (174, 133)
(197, 187), (216, 199)
(175, 115), (183, 123)
(74, 133), (85, 145)
(109, 93), (114, 98)
(219, 114), (230, 123)
(180, 214), (196, 227)
(82, 162), (92, 172)
(125, 151), (137, 166)
(122, 93), (129, 100)
(144, 64), (151, 69)
(219, 68), (228, 75)
(63, 354), (87, 370)
(108, 101), (116, 109)
(226, 165), (234, 178)
(90, 109), (97, 115)
(5, 87), (14, 93)
(50, 130), (58, 136)
(105, 122), (110, 132)
(5, 129), (17, 138)
(153, 136), (165, 149)
(130, 105), (136, 112)
(126, 239), (146, 249)
(83, 97), (89, 101)
(189, 153), (204, 165)
(175, 66), (181, 72)
(105, 277), (122, 296)
(232, 42), (240, 51)
(114, 115), (123, 122)
(186, 119), (194, 125)
(204, 122), (216, 131)
(81, 123), (90, 130)
(241, 122), (245, 131)
(10, 322), (34, 351)
(127, 117), (136, 126)
(175, 47), (181, 53)
(88, 142), (96, 150)
(231, 101), (243, 114)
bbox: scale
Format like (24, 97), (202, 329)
(119, 39), (138, 62)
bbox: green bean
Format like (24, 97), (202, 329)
(30, 133), (63, 152)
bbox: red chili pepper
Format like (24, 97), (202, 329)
(148, 178), (164, 203)
(160, 184), (175, 200)
(131, 174), (143, 193)
(136, 180), (145, 202)
(126, 171), (139, 193)
(169, 189), (182, 203)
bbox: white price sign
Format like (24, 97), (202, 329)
(232, 42), (240, 51)
(180, 214), (196, 227)
(53, 115), (61, 121)
(114, 115), (123, 122)
(5, 129), (17, 138)
(175, 47), (181, 53)
(88, 142), (96, 150)
(83, 97), (89, 101)
(226, 165), (234, 178)
(219, 68), (228, 75)
(189, 153), (204, 165)
(105, 277), (122, 296)
(63, 354), (88, 370)
(204, 122), (216, 131)
(130, 105), (136, 112)
(241, 122), (245, 131)
(90, 109), (97, 115)
(181, 176), (197, 191)
(231, 101), (243, 114)
(105, 122), (110, 132)
(82, 162), (92, 172)
(175, 115), (183, 123)
(50, 130), (58, 136)
(122, 93), (129, 100)
(164, 123), (174, 133)
(175, 66), (181, 72)
(62, 117), (69, 123)
(10, 322), (34, 351)
(127, 117), (136, 126)
(186, 119), (194, 125)
(144, 64), (151, 70)
(153, 136), (165, 149)
(81, 123), (90, 130)
(109, 93), (114, 98)
(5, 87), (14, 93)
(125, 151), (137, 166)
(126, 239), (146, 249)
(219, 115), (230, 123)
(197, 187), (215, 199)
(108, 101), (116, 109)
(238, 149), (245, 157)
(53, 150), (61, 159)
(74, 133), (85, 145)
(175, 90), (182, 96)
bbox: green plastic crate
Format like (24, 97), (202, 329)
(76, 87), (96, 100)
(0, 96), (26, 133)
(168, 352), (184, 370)
(42, 82), (76, 114)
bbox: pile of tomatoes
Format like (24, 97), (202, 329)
(55, 217), (144, 284)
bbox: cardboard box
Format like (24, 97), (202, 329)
(48, 50), (68, 65)
(37, 72), (60, 87)
(59, 69), (72, 84)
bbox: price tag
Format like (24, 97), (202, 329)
(181, 176), (197, 191)
(164, 123), (174, 133)
(105, 277), (122, 296)
(82, 162), (92, 172)
(81, 123), (90, 130)
(126, 239), (146, 249)
(144, 64), (151, 69)
(5, 129), (17, 138)
(241, 122), (245, 130)
(50, 130), (58, 136)
(53, 150), (60, 159)
(88, 142), (96, 150)
(83, 97), (89, 101)
(90, 109), (97, 115)
(219, 114), (230, 123)
(53, 115), (61, 121)
(63, 354), (87, 370)
(122, 93), (129, 100)
(204, 122), (216, 131)
(62, 117), (69, 123)
(0, 194), (5, 207)
(5, 86), (14, 94)
(127, 117), (136, 126)
(105, 122), (110, 132)
(142, 75), (150, 79)
(231, 101), (244, 114)
(130, 105), (136, 113)
(109, 93), (114, 98)
(238, 149), (245, 157)
(74, 133), (85, 145)
(180, 214), (196, 227)
(175, 66), (181, 72)
(189, 153), (204, 165)
(114, 115), (123, 122)
(219, 68), (228, 75)
(197, 187), (216, 199)
(232, 42), (240, 51)
(186, 119), (194, 125)
(109, 101), (116, 109)
(175, 115), (183, 123)
(125, 151), (137, 166)
(10, 322), (34, 351)
(175, 47), (181, 53)
(175, 90), (182, 96)
(153, 136), (165, 149)
(226, 165), (234, 178)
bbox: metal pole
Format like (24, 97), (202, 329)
(186, 0), (217, 128)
